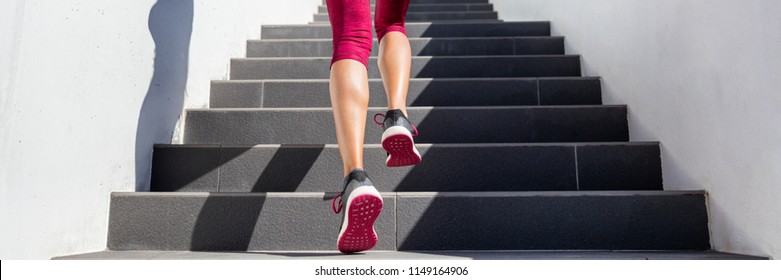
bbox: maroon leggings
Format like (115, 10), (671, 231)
(326, 0), (410, 69)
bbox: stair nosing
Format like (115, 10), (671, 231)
(231, 54), (581, 60)
(319, 3), (495, 8)
(314, 11), (498, 15)
(263, 21), (550, 28)
(186, 105), (625, 112)
(153, 141), (660, 149)
(250, 36), (565, 42)
(211, 77), (598, 83)
(112, 190), (704, 197)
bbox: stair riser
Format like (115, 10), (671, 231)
(108, 193), (397, 251)
(183, 106), (629, 144)
(210, 78), (601, 108)
(313, 12), (498, 22)
(150, 143), (663, 192)
(261, 22), (550, 39)
(107, 192), (709, 251)
(230, 56), (581, 80)
(396, 193), (710, 250)
(318, 4), (495, 13)
(248, 37), (564, 57)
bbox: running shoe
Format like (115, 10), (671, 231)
(373, 109), (421, 167)
(331, 168), (383, 253)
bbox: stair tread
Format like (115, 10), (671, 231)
(251, 36), (564, 42)
(183, 105), (629, 144)
(107, 191), (708, 251)
(52, 250), (767, 260)
(234, 54), (579, 59)
(117, 190), (701, 197)
(262, 21), (549, 40)
(188, 104), (625, 111)
(268, 21), (548, 28)
(212, 77), (596, 82)
(315, 11), (498, 15)
(155, 141), (658, 147)
(230, 55), (581, 79)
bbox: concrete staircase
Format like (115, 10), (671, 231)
(58, 0), (765, 259)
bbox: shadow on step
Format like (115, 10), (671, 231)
(189, 145), (325, 250)
(191, 194), (266, 251)
(249, 145), (325, 192)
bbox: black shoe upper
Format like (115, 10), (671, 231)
(382, 109), (415, 134)
(339, 168), (374, 211)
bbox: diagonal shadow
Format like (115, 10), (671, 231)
(191, 193), (266, 251)
(252, 144), (325, 192)
(190, 145), (324, 250)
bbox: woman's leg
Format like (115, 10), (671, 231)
(330, 60), (369, 175)
(326, 0), (373, 176)
(374, 0), (420, 167)
(327, 0), (383, 254)
(375, 0), (411, 116)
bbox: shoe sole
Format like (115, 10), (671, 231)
(337, 186), (383, 253)
(381, 126), (422, 167)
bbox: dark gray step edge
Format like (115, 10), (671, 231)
(150, 142), (662, 193)
(261, 21), (550, 39)
(312, 12), (499, 22)
(247, 37), (565, 57)
(182, 106), (629, 144)
(364, 0), (490, 4)
(210, 77), (601, 108)
(318, 3), (495, 13)
(230, 55), (582, 79)
(52, 250), (769, 260)
(107, 191), (710, 251)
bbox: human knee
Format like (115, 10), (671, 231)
(374, 0), (409, 42)
(327, 0), (373, 69)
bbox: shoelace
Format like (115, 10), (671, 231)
(331, 194), (343, 214)
(373, 113), (419, 136)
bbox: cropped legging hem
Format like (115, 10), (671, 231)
(327, 0), (410, 70)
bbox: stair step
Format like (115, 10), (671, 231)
(248, 37), (564, 57)
(368, 0), (490, 4)
(150, 142), (662, 193)
(230, 55), (581, 80)
(107, 191), (710, 251)
(183, 106), (629, 145)
(318, 3), (495, 13)
(395, 191), (709, 250)
(313, 11), (498, 22)
(54, 250), (767, 260)
(261, 21), (550, 39)
(210, 77), (601, 108)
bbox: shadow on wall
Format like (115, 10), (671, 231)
(135, 0), (194, 191)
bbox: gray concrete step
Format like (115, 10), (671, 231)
(248, 37), (564, 57)
(318, 3), (495, 13)
(261, 21), (550, 39)
(105, 191), (709, 251)
(210, 77), (600, 108)
(182, 106), (629, 145)
(53, 250), (767, 260)
(150, 142), (662, 193)
(367, 0), (490, 4)
(230, 55), (581, 80)
(313, 11), (498, 22)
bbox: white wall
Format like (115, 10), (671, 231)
(0, 0), (319, 260)
(491, 0), (781, 258)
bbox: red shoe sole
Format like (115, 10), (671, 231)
(382, 134), (422, 167)
(337, 194), (383, 253)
